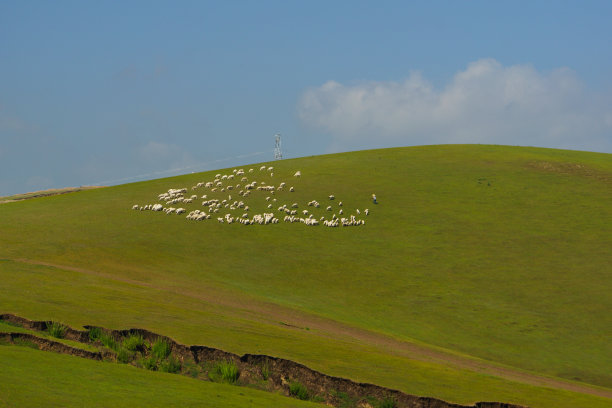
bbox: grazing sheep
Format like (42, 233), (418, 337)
(326, 206), (332, 211)
(132, 204), (139, 210)
(329, 195), (335, 200)
(365, 208), (369, 215)
(260, 165), (266, 171)
(294, 171), (301, 177)
(290, 187), (295, 192)
(338, 201), (343, 206)
(291, 203), (298, 208)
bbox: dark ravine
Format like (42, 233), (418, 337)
(1, 314), (526, 408)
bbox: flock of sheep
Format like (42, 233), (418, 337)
(131, 165), (371, 227)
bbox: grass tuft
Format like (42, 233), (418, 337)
(151, 338), (171, 359)
(289, 381), (309, 400)
(140, 355), (158, 370)
(210, 360), (240, 384)
(47, 322), (66, 339)
(159, 356), (182, 373)
(260, 359), (270, 380)
(116, 347), (134, 364)
(378, 397), (397, 408)
(122, 334), (145, 352)
(87, 327), (102, 342)
(99, 332), (119, 351)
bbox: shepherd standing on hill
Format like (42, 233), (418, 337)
(372, 193), (377, 204)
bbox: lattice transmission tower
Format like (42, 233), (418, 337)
(274, 133), (283, 160)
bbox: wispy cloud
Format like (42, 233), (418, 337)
(298, 59), (612, 153)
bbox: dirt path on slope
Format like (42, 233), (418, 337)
(8, 258), (612, 400)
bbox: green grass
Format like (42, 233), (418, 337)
(122, 334), (145, 352)
(0, 145), (610, 407)
(159, 355), (182, 373)
(210, 360), (240, 384)
(151, 338), (171, 360)
(261, 360), (270, 380)
(378, 397), (397, 408)
(116, 347), (134, 364)
(0, 345), (321, 407)
(47, 321), (66, 339)
(289, 381), (309, 400)
(99, 332), (119, 351)
(88, 326), (102, 341)
(0, 322), (98, 353)
(13, 337), (39, 350)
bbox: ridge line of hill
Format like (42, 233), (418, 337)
(7, 257), (612, 400)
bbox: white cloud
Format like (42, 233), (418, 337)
(298, 59), (612, 153)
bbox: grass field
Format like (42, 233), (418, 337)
(1, 144), (610, 407)
(0, 346), (320, 407)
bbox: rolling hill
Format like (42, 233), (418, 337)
(1, 144), (610, 407)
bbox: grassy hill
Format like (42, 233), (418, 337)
(1, 144), (610, 407)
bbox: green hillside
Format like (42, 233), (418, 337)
(1, 144), (610, 407)
(0, 346), (320, 408)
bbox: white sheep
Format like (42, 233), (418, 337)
(294, 170), (301, 177)
(329, 195), (335, 200)
(290, 187), (295, 192)
(364, 208), (369, 215)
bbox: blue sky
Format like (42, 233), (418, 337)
(1, 1), (611, 195)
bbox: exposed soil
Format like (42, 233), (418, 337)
(1, 314), (526, 408)
(8, 258), (612, 400)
